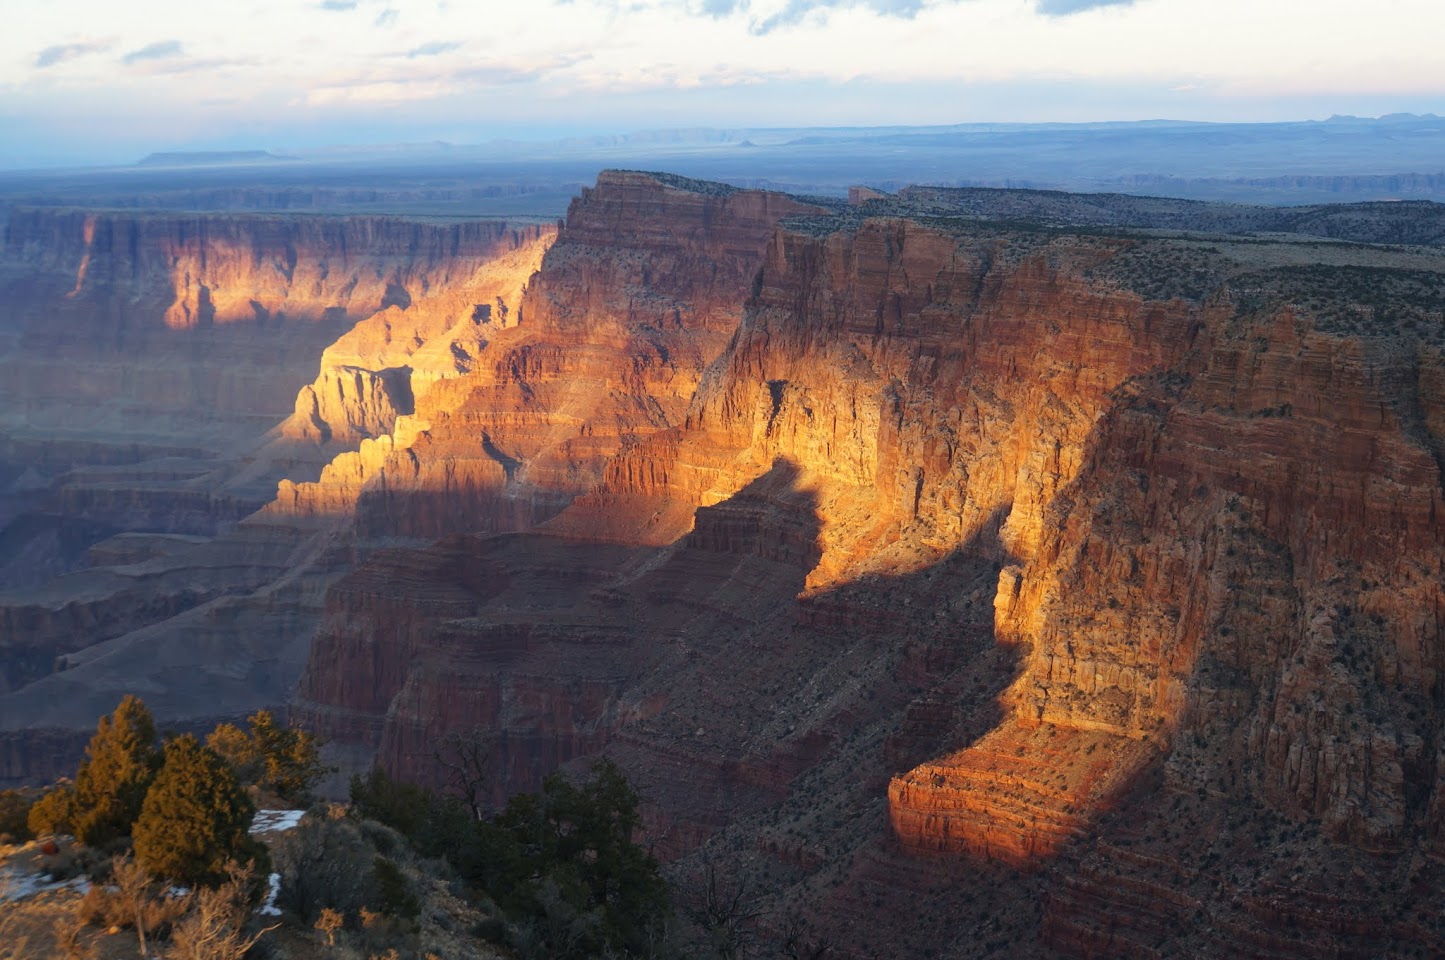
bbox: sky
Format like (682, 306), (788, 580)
(3, 0), (1444, 167)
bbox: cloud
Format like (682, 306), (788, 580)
(695, 0), (749, 14)
(752, 0), (925, 34)
(407, 41), (461, 58)
(693, 0), (1137, 30)
(304, 51), (591, 107)
(319, 0), (358, 9)
(375, 8), (399, 26)
(34, 41), (110, 68)
(129, 55), (253, 77)
(1034, 0), (1136, 15)
(122, 40), (184, 65)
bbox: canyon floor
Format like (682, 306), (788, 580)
(2, 170), (1444, 957)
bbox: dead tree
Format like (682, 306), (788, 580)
(692, 855), (760, 960)
(431, 725), (495, 820)
(779, 915), (832, 960)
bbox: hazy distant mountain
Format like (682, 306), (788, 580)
(136, 150), (300, 167)
(2, 114), (1442, 217)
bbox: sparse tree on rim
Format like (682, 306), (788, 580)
(132, 734), (261, 887)
(71, 695), (161, 846)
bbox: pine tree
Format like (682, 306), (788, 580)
(132, 734), (260, 886)
(205, 721), (261, 785)
(491, 759), (669, 957)
(25, 785), (72, 837)
(71, 694), (161, 846)
(206, 709), (326, 804)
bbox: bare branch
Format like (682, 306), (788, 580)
(430, 726), (495, 820)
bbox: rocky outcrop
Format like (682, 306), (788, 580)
(275, 224), (554, 447)
(271, 171), (831, 539)
(293, 179), (1445, 956)
(0, 209), (556, 780)
(9, 173), (1445, 956)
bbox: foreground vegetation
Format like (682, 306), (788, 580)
(2, 697), (782, 959)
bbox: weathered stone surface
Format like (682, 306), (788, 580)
(0, 209), (555, 780)
(9, 174), (1445, 956)
(299, 185), (1445, 955)
(273, 171), (829, 539)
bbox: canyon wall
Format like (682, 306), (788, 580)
(5, 173), (1444, 957)
(0, 209), (554, 776)
(0, 210), (544, 456)
(272, 172), (830, 539)
(293, 179), (1445, 957)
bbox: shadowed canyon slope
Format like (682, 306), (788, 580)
(296, 179), (1445, 957)
(0, 208), (554, 768)
(6, 172), (1445, 956)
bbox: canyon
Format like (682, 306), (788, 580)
(2, 171), (1444, 956)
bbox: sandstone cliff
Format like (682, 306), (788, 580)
(271, 171), (831, 539)
(0, 209), (557, 770)
(7, 175), (1445, 957)
(0, 210), (543, 448)
(293, 179), (1445, 957)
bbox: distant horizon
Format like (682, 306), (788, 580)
(5, 0), (1442, 169)
(6, 110), (1445, 174)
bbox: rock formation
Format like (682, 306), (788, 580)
(272, 171), (830, 539)
(293, 179), (1445, 956)
(0, 209), (554, 767)
(5, 172), (1445, 957)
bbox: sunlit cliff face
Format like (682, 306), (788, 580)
(156, 236), (380, 330)
(271, 174), (829, 536)
(527, 206), (1445, 869)
(577, 222), (1194, 588)
(889, 292), (1445, 865)
(63, 214), (97, 300)
(275, 228), (555, 452)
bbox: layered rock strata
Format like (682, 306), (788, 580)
(271, 171), (830, 539)
(297, 179), (1445, 956)
(0, 209), (555, 775)
(8, 174), (1445, 957)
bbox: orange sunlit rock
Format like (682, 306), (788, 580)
(270, 171), (830, 536)
(888, 721), (1157, 867)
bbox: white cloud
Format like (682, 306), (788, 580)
(1, 0), (1442, 160)
(121, 39), (183, 65)
(34, 39), (111, 68)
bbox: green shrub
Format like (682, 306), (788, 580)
(207, 710), (327, 804)
(273, 815), (384, 924)
(373, 855), (420, 922)
(71, 695), (161, 847)
(132, 735), (263, 886)
(27, 784), (75, 837)
(0, 789), (35, 843)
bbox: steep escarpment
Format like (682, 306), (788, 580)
(561, 218), (1196, 574)
(0, 209), (554, 777)
(274, 222), (554, 450)
(7, 174), (1445, 956)
(293, 181), (1445, 957)
(0, 210), (542, 447)
(272, 171), (831, 539)
(1000, 325), (1445, 957)
(0, 174), (817, 786)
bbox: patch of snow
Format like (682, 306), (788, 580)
(1, 865), (89, 902)
(258, 871), (282, 917)
(249, 809), (306, 834)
